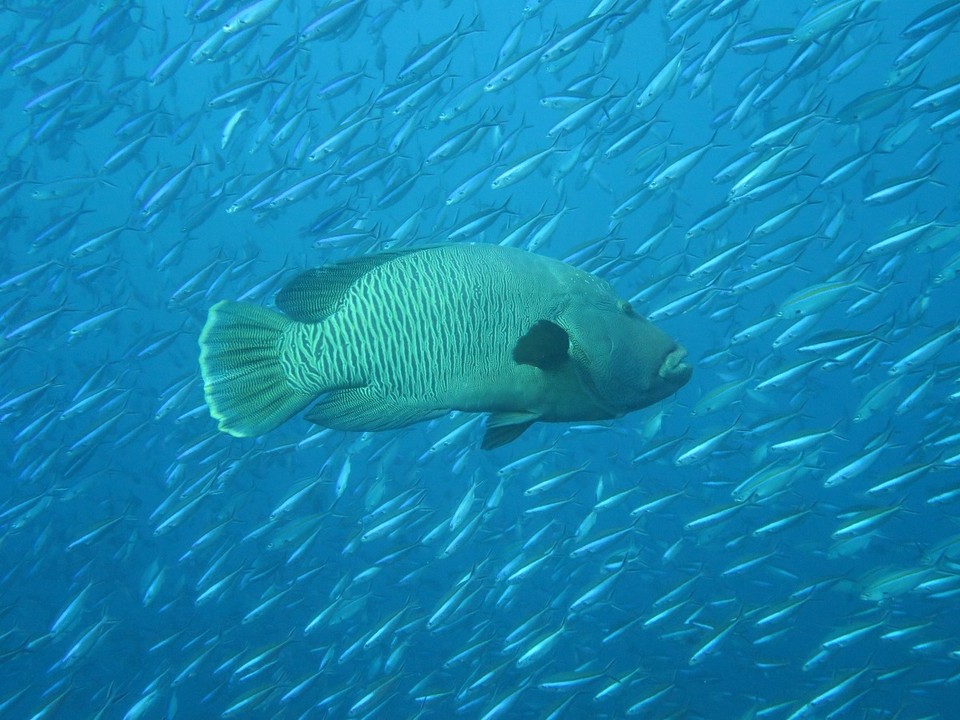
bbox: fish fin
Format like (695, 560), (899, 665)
(306, 388), (444, 431)
(199, 301), (312, 437)
(482, 412), (539, 450)
(513, 319), (569, 370)
(275, 252), (405, 322)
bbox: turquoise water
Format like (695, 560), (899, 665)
(2, 0), (959, 717)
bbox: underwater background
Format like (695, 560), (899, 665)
(2, 0), (960, 717)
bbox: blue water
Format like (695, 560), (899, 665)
(2, 0), (959, 717)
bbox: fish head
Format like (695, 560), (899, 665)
(563, 296), (692, 416)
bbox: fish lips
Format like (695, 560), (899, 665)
(658, 346), (693, 389)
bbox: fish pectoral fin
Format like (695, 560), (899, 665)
(513, 319), (569, 371)
(482, 412), (540, 450)
(306, 388), (444, 431)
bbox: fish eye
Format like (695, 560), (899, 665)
(619, 300), (636, 316)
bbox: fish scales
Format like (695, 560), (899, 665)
(282, 248), (533, 416)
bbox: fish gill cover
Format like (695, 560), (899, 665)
(1, 0), (959, 718)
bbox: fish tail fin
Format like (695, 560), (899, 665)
(199, 301), (311, 437)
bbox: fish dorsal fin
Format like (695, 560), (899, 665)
(275, 252), (404, 322)
(513, 319), (569, 370)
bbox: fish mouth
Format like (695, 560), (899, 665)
(659, 346), (692, 387)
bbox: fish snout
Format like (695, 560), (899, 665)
(658, 346), (692, 388)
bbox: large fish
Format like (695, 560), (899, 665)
(198, 244), (691, 449)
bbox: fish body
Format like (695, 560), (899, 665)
(222, 0), (282, 34)
(199, 244), (690, 448)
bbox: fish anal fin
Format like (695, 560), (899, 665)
(306, 388), (445, 431)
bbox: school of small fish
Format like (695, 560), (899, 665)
(1, 0), (959, 718)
